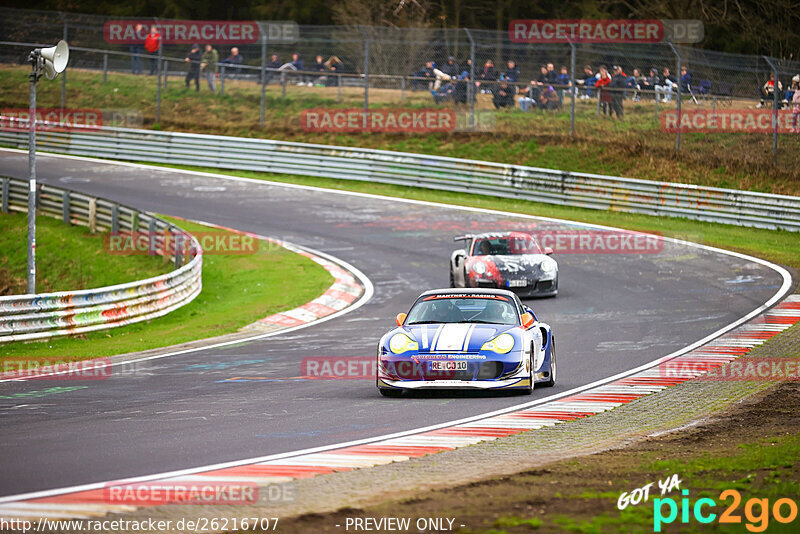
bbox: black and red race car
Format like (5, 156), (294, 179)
(449, 231), (558, 298)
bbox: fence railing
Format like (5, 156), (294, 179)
(1, 124), (798, 231)
(0, 175), (203, 343)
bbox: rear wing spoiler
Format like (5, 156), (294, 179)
(453, 234), (473, 242)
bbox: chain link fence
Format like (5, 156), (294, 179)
(1, 7), (799, 169)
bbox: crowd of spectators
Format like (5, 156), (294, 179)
(128, 37), (800, 115)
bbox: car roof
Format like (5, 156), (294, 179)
(417, 287), (519, 299)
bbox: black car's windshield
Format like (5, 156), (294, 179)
(473, 234), (543, 256)
(406, 295), (519, 325)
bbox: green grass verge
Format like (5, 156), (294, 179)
(155, 163), (800, 271)
(0, 211), (170, 295)
(550, 432), (800, 533)
(0, 216), (334, 360)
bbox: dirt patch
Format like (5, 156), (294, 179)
(0, 267), (24, 296)
(274, 381), (800, 533)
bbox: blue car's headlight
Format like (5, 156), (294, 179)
(481, 333), (515, 354)
(389, 333), (419, 354)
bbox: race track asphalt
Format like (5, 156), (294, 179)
(0, 150), (788, 497)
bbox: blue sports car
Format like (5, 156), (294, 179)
(377, 288), (556, 397)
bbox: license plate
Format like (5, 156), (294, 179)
(507, 279), (527, 287)
(430, 361), (468, 371)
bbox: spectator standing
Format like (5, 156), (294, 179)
(791, 75), (800, 133)
(655, 67), (677, 102)
(453, 72), (474, 105)
(595, 65), (612, 114)
(184, 43), (201, 91)
(201, 44), (219, 93)
(312, 55), (327, 85)
(129, 23), (144, 74)
(758, 73), (783, 108)
(545, 63), (558, 84)
(493, 80), (515, 109)
(220, 47), (243, 78)
(144, 26), (161, 76)
(610, 65), (626, 118)
(503, 60), (520, 83)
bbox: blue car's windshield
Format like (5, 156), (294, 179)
(406, 295), (519, 325)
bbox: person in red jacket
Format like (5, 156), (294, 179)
(595, 65), (612, 115)
(144, 26), (161, 75)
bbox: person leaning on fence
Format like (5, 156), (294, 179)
(518, 81), (537, 112)
(130, 23), (144, 74)
(184, 43), (202, 91)
(557, 65), (572, 99)
(265, 54), (281, 85)
(290, 53), (307, 85)
(411, 61), (435, 91)
(442, 56), (460, 78)
(655, 67), (677, 102)
(504, 60), (520, 83)
(201, 44), (219, 93)
(324, 56), (344, 87)
(576, 65), (595, 98)
(628, 68), (644, 101)
(642, 68), (659, 99)
(312, 55), (327, 85)
(220, 47), (243, 79)
(791, 75), (800, 133)
(595, 65), (612, 114)
(144, 26), (161, 76)
(476, 60), (497, 93)
(757, 73), (783, 108)
(453, 72), (474, 105)
(609, 65), (626, 119)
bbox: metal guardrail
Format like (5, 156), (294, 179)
(1, 124), (799, 231)
(0, 175), (203, 343)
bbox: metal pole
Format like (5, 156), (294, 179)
(220, 65), (225, 95)
(163, 60), (168, 88)
(465, 28), (475, 131)
(60, 13), (67, 109)
(260, 26), (267, 127)
(569, 41), (576, 137)
(27, 59), (38, 294)
(360, 27), (369, 130)
(401, 76), (405, 103)
(762, 56), (779, 166)
(668, 42), (681, 152)
(156, 38), (162, 124)
(337, 73), (342, 104)
(103, 53), (108, 83)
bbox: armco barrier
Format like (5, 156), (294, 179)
(1, 122), (798, 231)
(0, 176), (202, 343)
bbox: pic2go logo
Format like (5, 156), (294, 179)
(654, 489), (798, 532)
